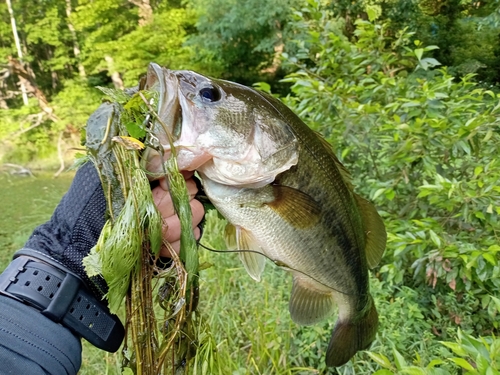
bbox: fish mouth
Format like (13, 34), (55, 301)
(141, 64), (182, 176)
(142, 64), (213, 174)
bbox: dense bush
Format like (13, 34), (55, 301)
(275, 0), (500, 371)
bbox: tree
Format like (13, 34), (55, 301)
(187, 0), (300, 86)
(5, 0), (28, 105)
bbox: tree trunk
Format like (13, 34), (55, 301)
(105, 55), (124, 90)
(65, 0), (86, 78)
(128, 0), (153, 26)
(54, 131), (65, 178)
(7, 56), (59, 122)
(6, 0), (28, 105)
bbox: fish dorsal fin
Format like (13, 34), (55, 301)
(314, 132), (386, 267)
(225, 223), (266, 281)
(353, 194), (387, 269)
(267, 185), (321, 229)
(289, 273), (336, 326)
(314, 132), (354, 191)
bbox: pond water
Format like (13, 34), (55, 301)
(0, 171), (74, 268)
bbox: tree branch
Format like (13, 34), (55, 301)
(7, 56), (59, 122)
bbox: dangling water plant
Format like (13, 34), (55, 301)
(83, 82), (217, 374)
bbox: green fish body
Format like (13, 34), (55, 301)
(144, 63), (387, 367)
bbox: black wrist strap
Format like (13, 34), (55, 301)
(0, 254), (124, 352)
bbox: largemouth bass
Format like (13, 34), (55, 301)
(142, 63), (387, 367)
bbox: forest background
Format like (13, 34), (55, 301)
(1, 0), (500, 374)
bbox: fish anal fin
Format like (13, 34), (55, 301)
(354, 194), (387, 269)
(289, 275), (335, 326)
(267, 185), (321, 229)
(326, 295), (378, 367)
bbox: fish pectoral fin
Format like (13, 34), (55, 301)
(224, 223), (237, 250)
(354, 194), (387, 269)
(326, 295), (378, 367)
(225, 224), (266, 281)
(289, 275), (335, 326)
(239, 250), (266, 282)
(267, 185), (321, 229)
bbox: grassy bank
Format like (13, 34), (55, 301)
(2, 171), (485, 375)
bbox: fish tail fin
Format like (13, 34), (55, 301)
(325, 295), (378, 367)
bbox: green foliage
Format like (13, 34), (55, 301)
(51, 80), (103, 129)
(443, 329), (500, 374)
(276, 0), (500, 371)
(71, 0), (139, 74)
(368, 329), (500, 374)
(327, 0), (500, 86)
(187, 0), (300, 85)
(98, 7), (195, 86)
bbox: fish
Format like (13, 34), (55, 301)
(141, 63), (387, 367)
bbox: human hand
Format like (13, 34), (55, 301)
(152, 171), (205, 256)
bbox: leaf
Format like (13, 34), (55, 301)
(483, 129), (493, 142)
(367, 352), (393, 369)
(429, 230), (441, 248)
(366, 5), (382, 22)
(393, 348), (408, 370)
(124, 121), (147, 139)
(483, 253), (497, 266)
(401, 367), (427, 375)
(449, 358), (477, 372)
(82, 247), (103, 277)
(475, 211), (486, 220)
(424, 45), (440, 52)
(428, 359), (446, 368)
(385, 188), (396, 201)
(475, 353), (490, 374)
(414, 48), (424, 61)
(491, 296), (500, 312)
(441, 342), (468, 356)
(373, 188), (386, 200)
(422, 57), (441, 67)
(373, 371), (394, 375)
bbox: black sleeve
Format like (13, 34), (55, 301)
(24, 162), (108, 297)
(0, 162), (120, 374)
(0, 295), (82, 375)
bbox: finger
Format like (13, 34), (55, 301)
(154, 177), (199, 210)
(159, 174), (197, 195)
(161, 199), (205, 242)
(159, 227), (201, 257)
(161, 240), (180, 256)
(152, 186), (176, 218)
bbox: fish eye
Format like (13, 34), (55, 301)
(199, 85), (221, 103)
